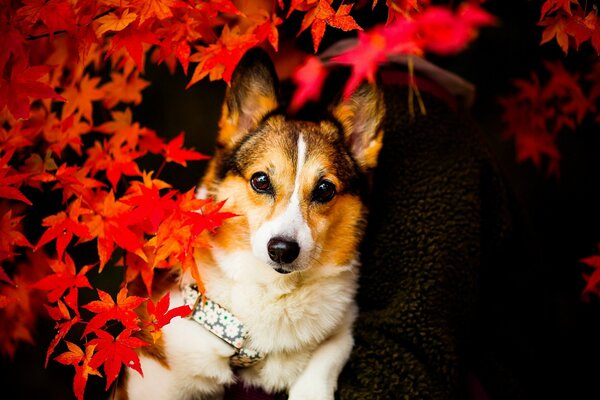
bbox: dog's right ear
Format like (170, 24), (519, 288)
(217, 48), (279, 149)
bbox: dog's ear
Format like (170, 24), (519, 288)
(332, 84), (385, 171)
(218, 48), (279, 149)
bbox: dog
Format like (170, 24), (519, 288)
(122, 48), (385, 400)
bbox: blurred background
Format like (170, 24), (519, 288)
(2, 0), (600, 398)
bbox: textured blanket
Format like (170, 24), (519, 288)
(335, 85), (519, 400)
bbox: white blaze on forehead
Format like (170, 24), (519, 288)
(291, 134), (307, 206)
(250, 134), (317, 269)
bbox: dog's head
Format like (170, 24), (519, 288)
(202, 49), (385, 279)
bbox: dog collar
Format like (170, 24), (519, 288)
(182, 284), (264, 368)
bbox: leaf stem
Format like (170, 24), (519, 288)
(155, 160), (167, 179)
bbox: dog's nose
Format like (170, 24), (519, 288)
(267, 237), (300, 264)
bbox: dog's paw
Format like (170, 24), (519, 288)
(288, 381), (334, 400)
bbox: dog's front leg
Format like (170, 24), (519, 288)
(126, 317), (237, 400)
(288, 305), (357, 400)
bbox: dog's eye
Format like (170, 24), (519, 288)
(250, 172), (273, 194)
(312, 180), (336, 203)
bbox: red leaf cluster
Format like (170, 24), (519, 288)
(291, 2), (495, 108)
(539, 0), (600, 54)
(499, 61), (598, 176)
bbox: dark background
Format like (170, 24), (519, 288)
(3, 0), (600, 398)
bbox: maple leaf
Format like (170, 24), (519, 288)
(121, 172), (175, 232)
(84, 140), (143, 190)
(61, 74), (104, 123)
(101, 70), (150, 108)
(133, 0), (176, 25)
(581, 253), (600, 300)
(53, 164), (105, 204)
(0, 149), (33, 205)
(95, 9), (138, 37)
(0, 210), (33, 261)
(35, 198), (92, 259)
(42, 113), (90, 157)
(184, 197), (237, 237)
(96, 108), (163, 153)
(44, 299), (81, 366)
(163, 132), (209, 167)
(144, 292), (191, 342)
(55, 342), (101, 400)
(0, 60), (65, 120)
(107, 26), (160, 71)
(17, 0), (77, 38)
(32, 253), (93, 304)
(248, 10), (283, 52)
(0, 26), (26, 73)
(331, 27), (392, 98)
(82, 287), (146, 336)
(290, 56), (328, 112)
(540, 13), (571, 53)
(540, 0), (579, 21)
(83, 190), (142, 269)
(89, 329), (148, 389)
(20, 152), (58, 190)
(298, 0), (362, 53)
(188, 25), (259, 86)
(122, 247), (170, 296)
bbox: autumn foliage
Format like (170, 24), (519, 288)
(0, 0), (597, 398)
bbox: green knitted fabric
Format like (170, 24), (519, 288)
(336, 87), (514, 400)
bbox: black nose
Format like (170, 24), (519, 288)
(267, 238), (300, 264)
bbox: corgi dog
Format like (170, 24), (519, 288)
(123, 49), (385, 400)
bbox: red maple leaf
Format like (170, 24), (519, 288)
(540, 0), (579, 21)
(0, 60), (65, 120)
(187, 21), (266, 87)
(44, 299), (81, 367)
(163, 132), (209, 167)
(331, 27), (392, 98)
(581, 253), (600, 300)
(32, 253), (93, 305)
(298, 0), (362, 53)
(132, 0), (176, 25)
(121, 247), (170, 296)
(35, 198), (92, 259)
(121, 173), (176, 233)
(0, 210), (32, 261)
(84, 190), (143, 269)
(0, 148), (32, 205)
(540, 13), (571, 53)
(82, 287), (146, 336)
(144, 291), (191, 341)
(416, 4), (495, 55)
(17, 0), (77, 38)
(290, 56), (328, 112)
(84, 140), (143, 190)
(53, 164), (105, 204)
(61, 74), (104, 123)
(88, 329), (148, 389)
(107, 26), (160, 72)
(55, 342), (101, 400)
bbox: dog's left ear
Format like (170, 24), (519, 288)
(332, 84), (385, 171)
(218, 48), (279, 149)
